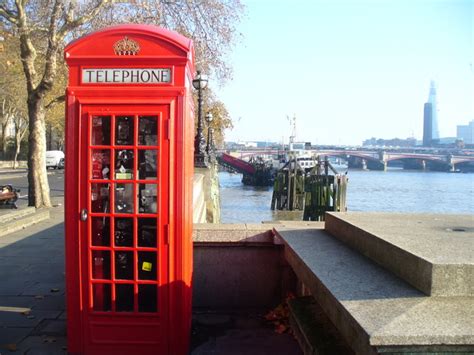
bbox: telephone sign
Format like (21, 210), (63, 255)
(64, 25), (195, 355)
(82, 68), (172, 84)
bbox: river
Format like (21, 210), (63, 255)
(219, 169), (474, 223)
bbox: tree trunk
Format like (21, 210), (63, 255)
(27, 95), (52, 208)
(0, 123), (7, 157)
(13, 129), (22, 170)
(47, 124), (52, 150)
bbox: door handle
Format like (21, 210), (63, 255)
(80, 209), (88, 222)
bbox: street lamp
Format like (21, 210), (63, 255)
(205, 112), (214, 161)
(192, 71), (208, 167)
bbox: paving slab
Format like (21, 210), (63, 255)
(14, 335), (68, 355)
(0, 309), (61, 328)
(0, 327), (33, 351)
(274, 226), (474, 354)
(325, 212), (474, 296)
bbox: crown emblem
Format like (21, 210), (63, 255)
(113, 36), (140, 55)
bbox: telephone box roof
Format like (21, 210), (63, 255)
(65, 24), (194, 60)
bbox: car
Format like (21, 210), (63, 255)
(58, 157), (65, 169)
(46, 150), (65, 169)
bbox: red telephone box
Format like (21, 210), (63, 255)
(64, 25), (195, 355)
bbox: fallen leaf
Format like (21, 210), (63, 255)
(43, 336), (57, 343)
(6, 343), (17, 351)
(275, 324), (288, 334)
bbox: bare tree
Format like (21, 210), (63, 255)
(1, 1), (115, 207)
(0, 0), (244, 208)
(0, 99), (14, 157)
(12, 112), (28, 169)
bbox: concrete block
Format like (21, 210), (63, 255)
(325, 212), (474, 296)
(275, 226), (474, 354)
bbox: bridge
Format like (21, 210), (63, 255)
(217, 153), (256, 175)
(222, 149), (474, 171)
(318, 150), (474, 171)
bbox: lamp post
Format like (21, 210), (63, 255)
(205, 112), (214, 162)
(192, 71), (208, 167)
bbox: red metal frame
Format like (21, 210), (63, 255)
(65, 25), (194, 355)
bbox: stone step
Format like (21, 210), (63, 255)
(0, 208), (50, 238)
(325, 212), (474, 297)
(274, 226), (474, 354)
(288, 296), (353, 355)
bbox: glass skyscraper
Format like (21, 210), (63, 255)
(427, 81), (440, 140)
(423, 81), (440, 146)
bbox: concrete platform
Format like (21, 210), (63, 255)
(325, 212), (474, 296)
(274, 226), (474, 354)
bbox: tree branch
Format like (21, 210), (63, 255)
(57, 0), (114, 41)
(36, 0), (63, 94)
(0, 5), (19, 24)
(45, 95), (65, 110)
(15, 0), (38, 92)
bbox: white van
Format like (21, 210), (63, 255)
(46, 150), (65, 169)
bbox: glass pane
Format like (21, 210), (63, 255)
(138, 218), (157, 248)
(138, 284), (157, 312)
(116, 284), (134, 312)
(138, 116), (158, 146)
(115, 251), (134, 280)
(91, 116), (111, 146)
(115, 183), (134, 214)
(139, 184), (157, 214)
(138, 150), (157, 180)
(92, 251), (111, 280)
(91, 183), (110, 213)
(115, 116), (134, 146)
(91, 217), (110, 246)
(93, 284), (111, 311)
(91, 149), (111, 180)
(138, 252), (157, 280)
(114, 218), (133, 247)
(115, 149), (134, 180)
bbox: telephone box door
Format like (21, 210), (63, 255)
(79, 104), (170, 354)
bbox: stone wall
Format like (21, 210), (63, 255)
(192, 224), (296, 310)
(193, 174), (206, 223)
(194, 163), (221, 223)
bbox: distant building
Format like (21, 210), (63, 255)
(422, 81), (440, 146)
(423, 103), (433, 146)
(457, 120), (474, 144)
(362, 137), (417, 147)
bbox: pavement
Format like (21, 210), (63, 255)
(0, 203), (66, 354)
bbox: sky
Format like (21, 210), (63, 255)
(213, 0), (474, 146)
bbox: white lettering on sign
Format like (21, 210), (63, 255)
(82, 68), (172, 84)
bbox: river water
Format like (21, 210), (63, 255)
(219, 169), (474, 223)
